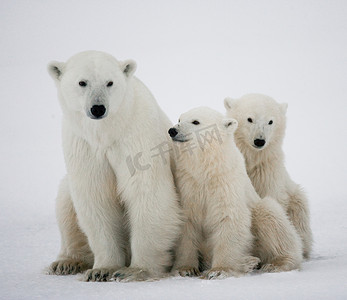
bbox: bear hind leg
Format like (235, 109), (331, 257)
(252, 197), (302, 272)
(48, 177), (93, 276)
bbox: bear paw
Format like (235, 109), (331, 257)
(111, 267), (153, 282)
(201, 268), (232, 280)
(48, 259), (90, 275)
(260, 256), (299, 273)
(176, 267), (201, 277)
(260, 262), (298, 273)
(242, 256), (261, 273)
(260, 263), (282, 273)
(84, 268), (117, 282)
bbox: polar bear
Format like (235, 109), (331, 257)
(47, 51), (182, 282)
(169, 107), (260, 279)
(169, 107), (302, 277)
(224, 93), (313, 259)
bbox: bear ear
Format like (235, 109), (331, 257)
(280, 103), (288, 114)
(121, 59), (137, 77)
(222, 118), (238, 134)
(47, 61), (65, 81)
(224, 97), (236, 110)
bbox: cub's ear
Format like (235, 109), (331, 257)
(224, 97), (236, 110)
(222, 118), (238, 134)
(121, 59), (137, 77)
(280, 103), (288, 114)
(47, 61), (65, 81)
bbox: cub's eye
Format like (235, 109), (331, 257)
(79, 81), (87, 87)
(192, 120), (200, 125)
(247, 118), (253, 123)
(107, 81), (113, 87)
(268, 120), (273, 125)
(178, 119), (181, 123)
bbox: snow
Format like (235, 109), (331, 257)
(0, 0), (347, 299)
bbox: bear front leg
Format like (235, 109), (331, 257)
(172, 219), (201, 277)
(48, 176), (93, 276)
(64, 137), (127, 282)
(112, 175), (182, 282)
(74, 196), (127, 282)
(204, 207), (259, 279)
(287, 187), (313, 259)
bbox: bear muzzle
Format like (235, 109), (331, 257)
(89, 105), (107, 119)
(253, 139), (266, 148)
(168, 127), (178, 137)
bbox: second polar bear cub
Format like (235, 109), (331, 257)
(169, 107), (303, 278)
(169, 107), (260, 279)
(224, 94), (313, 258)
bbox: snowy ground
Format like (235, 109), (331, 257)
(1, 1), (346, 299)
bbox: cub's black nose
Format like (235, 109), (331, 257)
(168, 127), (178, 137)
(90, 105), (106, 118)
(254, 139), (266, 147)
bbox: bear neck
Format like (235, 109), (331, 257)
(236, 135), (285, 175)
(176, 137), (242, 175)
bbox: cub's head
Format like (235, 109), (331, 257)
(48, 50), (136, 120)
(168, 107), (238, 150)
(224, 93), (287, 151)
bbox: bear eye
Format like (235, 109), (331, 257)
(107, 81), (113, 87)
(247, 118), (253, 123)
(192, 120), (200, 125)
(268, 120), (273, 125)
(178, 119), (181, 123)
(79, 81), (87, 87)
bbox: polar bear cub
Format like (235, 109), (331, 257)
(169, 107), (260, 279)
(224, 93), (313, 258)
(47, 51), (182, 282)
(169, 107), (303, 276)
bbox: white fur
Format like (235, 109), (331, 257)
(47, 51), (182, 282)
(225, 93), (313, 259)
(171, 107), (303, 277)
(171, 107), (260, 279)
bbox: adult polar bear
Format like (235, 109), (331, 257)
(47, 51), (182, 282)
(224, 94), (313, 259)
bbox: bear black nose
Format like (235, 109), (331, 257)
(254, 139), (266, 147)
(168, 128), (178, 137)
(90, 105), (106, 118)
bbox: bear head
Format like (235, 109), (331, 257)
(224, 93), (288, 151)
(48, 50), (136, 120)
(168, 106), (238, 153)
